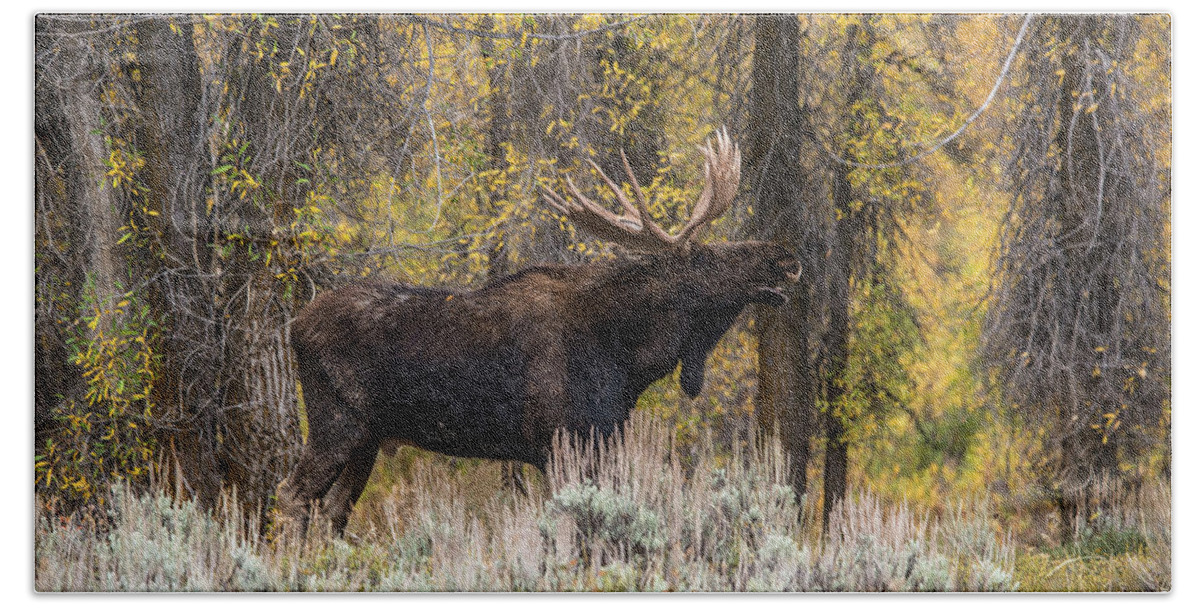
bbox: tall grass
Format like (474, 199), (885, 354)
(37, 412), (1028, 591)
(1012, 474), (1171, 592)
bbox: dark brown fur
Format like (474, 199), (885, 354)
(277, 241), (799, 533)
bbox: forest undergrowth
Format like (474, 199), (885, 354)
(33, 411), (1169, 592)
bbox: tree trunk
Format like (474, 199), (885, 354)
(820, 20), (873, 531)
(746, 14), (815, 501)
(131, 15), (227, 505)
(216, 16), (306, 514)
(45, 17), (127, 305)
(34, 15), (129, 435)
(822, 158), (856, 531)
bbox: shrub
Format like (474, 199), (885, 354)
(36, 411), (1024, 592)
(36, 281), (160, 511)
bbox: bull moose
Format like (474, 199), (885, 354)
(276, 129), (801, 533)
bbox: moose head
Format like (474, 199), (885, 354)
(539, 128), (802, 396)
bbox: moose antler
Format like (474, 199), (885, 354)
(539, 127), (741, 252)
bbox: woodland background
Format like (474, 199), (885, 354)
(31, 13), (1170, 591)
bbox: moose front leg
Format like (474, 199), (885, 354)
(520, 339), (569, 464)
(276, 436), (361, 537)
(322, 440), (380, 535)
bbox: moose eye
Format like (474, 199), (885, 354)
(775, 257), (802, 280)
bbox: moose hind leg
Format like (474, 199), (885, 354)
(502, 461), (533, 498)
(277, 437), (363, 534)
(323, 441), (379, 535)
(277, 366), (369, 534)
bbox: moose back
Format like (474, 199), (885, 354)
(277, 130), (801, 533)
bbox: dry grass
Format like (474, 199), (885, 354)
(35, 411), (1117, 592)
(1012, 475), (1171, 592)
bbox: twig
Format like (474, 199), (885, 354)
(414, 14), (649, 42)
(418, 22), (445, 234)
(819, 14), (1033, 170)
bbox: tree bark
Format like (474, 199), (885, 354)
(34, 15), (128, 435)
(821, 158), (856, 531)
(746, 14), (815, 501)
(216, 16), (307, 514)
(820, 20), (873, 531)
(131, 15), (226, 504)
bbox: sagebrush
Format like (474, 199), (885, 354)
(36, 412), (1037, 592)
